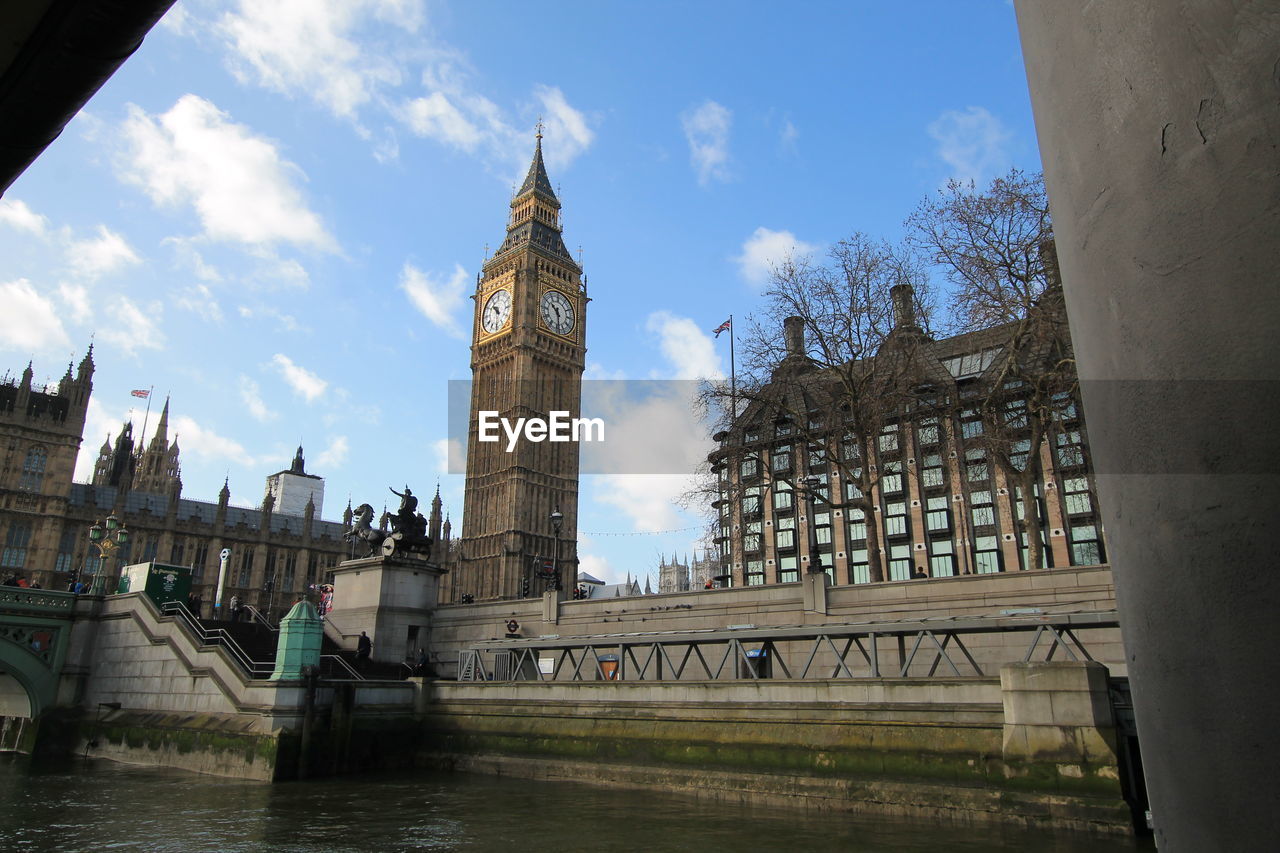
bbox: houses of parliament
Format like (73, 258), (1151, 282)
(0, 348), (368, 611)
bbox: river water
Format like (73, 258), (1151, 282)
(0, 755), (1150, 852)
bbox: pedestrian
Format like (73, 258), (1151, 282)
(356, 631), (372, 668)
(911, 566), (928, 579)
(414, 647), (429, 676)
(229, 594), (240, 622)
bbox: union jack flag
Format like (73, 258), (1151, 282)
(130, 389), (150, 399)
(713, 318), (732, 337)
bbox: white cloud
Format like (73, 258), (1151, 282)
(734, 227), (819, 287)
(682, 100), (732, 186)
(239, 304), (302, 333)
(218, 0), (422, 121)
(118, 94), (335, 250)
(66, 225), (141, 280)
(928, 106), (1013, 185)
(0, 279), (70, 353)
(644, 312), (724, 380)
(0, 199), (49, 236)
(577, 549), (616, 585)
(173, 415), (256, 466)
(534, 85), (594, 172)
(315, 435), (350, 468)
(174, 284), (224, 324)
(401, 262), (468, 338)
(57, 283), (92, 325)
(272, 353), (328, 402)
(594, 474), (691, 533)
(239, 375), (276, 422)
(402, 92), (483, 150)
(98, 298), (166, 356)
(433, 437), (466, 475)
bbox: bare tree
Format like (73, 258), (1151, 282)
(907, 170), (1075, 572)
(704, 234), (935, 583)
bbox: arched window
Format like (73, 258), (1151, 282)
(19, 446), (47, 492)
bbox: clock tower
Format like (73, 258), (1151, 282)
(454, 131), (587, 601)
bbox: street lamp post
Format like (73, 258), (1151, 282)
(802, 475), (826, 576)
(87, 514), (130, 595)
(550, 506), (564, 592)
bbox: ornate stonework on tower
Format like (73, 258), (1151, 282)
(453, 132), (587, 601)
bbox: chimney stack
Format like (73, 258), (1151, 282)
(783, 316), (805, 357)
(890, 283), (918, 329)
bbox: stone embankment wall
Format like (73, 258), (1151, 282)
(47, 593), (415, 780)
(415, 661), (1130, 834)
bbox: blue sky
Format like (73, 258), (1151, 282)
(0, 1), (1040, 587)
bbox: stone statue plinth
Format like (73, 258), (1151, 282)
(326, 555), (446, 665)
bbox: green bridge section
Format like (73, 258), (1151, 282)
(0, 587), (77, 748)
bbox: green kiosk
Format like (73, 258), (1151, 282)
(117, 561), (193, 608)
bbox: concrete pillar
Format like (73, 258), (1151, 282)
(1013, 3), (1280, 849)
(270, 600), (322, 680)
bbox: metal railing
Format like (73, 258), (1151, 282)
(0, 586), (76, 614)
(159, 600), (275, 679)
(319, 654), (364, 680)
(458, 609), (1120, 683)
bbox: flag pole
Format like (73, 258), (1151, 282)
(729, 314), (736, 419)
(138, 385), (154, 443)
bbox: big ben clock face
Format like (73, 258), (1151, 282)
(481, 289), (512, 333)
(540, 290), (575, 335)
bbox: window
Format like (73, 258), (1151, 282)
(741, 486), (761, 517)
(743, 522), (762, 553)
(283, 553), (297, 591)
(307, 553), (319, 585)
(744, 429), (760, 444)
(771, 444), (792, 474)
(842, 435), (861, 461)
(19, 446), (47, 492)
(848, 548), (870, 584)
(170, 538), (186, 566)
(888, 544), (911, 581)
(1, 521), (32, 569)
(740, 456), (759, 479)
(1056, 430), (1086, 467)
(878, 425), (899, 453)
(1014, 485), (1045, 523)
(745, 560), (765, 586)
(775, 516), (796, 550)
(943, 347), (1000, 379)
(807, 473), (830, 503)
(238, 548), (255, 587)
(974, 536), (1001, 573)
(56, 528), (77, 573)
(1053, 391), (1079, 421)
(808, 444), (827, 470)
(966, 448), (989, 483)
(847, 507), (867, 543)
(880, 459), (903, 495)
(777, 556), (799, 584)
(921, 453), (945, 488)
(926, 496), (950, 532)
(884, 501), (908, 537)
(772, 480), (793, 511)
(1019, 529), (1050, 570)
(774, 421), (792, 437)
(844, 478), (863, 501)
(1062, 477), (1093, 515)
(970, 490), (995, 527)
(929, 539), (956, 577)
(916, 418), (940, 447)
(142, 537), (159, 562)
(1003, 399), (1028, 429)
(1070, 523), (1104, 565)
(192, 541), (209, 581)
(813, 511), (832, 547)
(1010, 438), (1032, 472)
(961, 408), (984, 439)
(265, 550), (278, 589)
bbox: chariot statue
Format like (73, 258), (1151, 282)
(343, 486), (433, 559)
